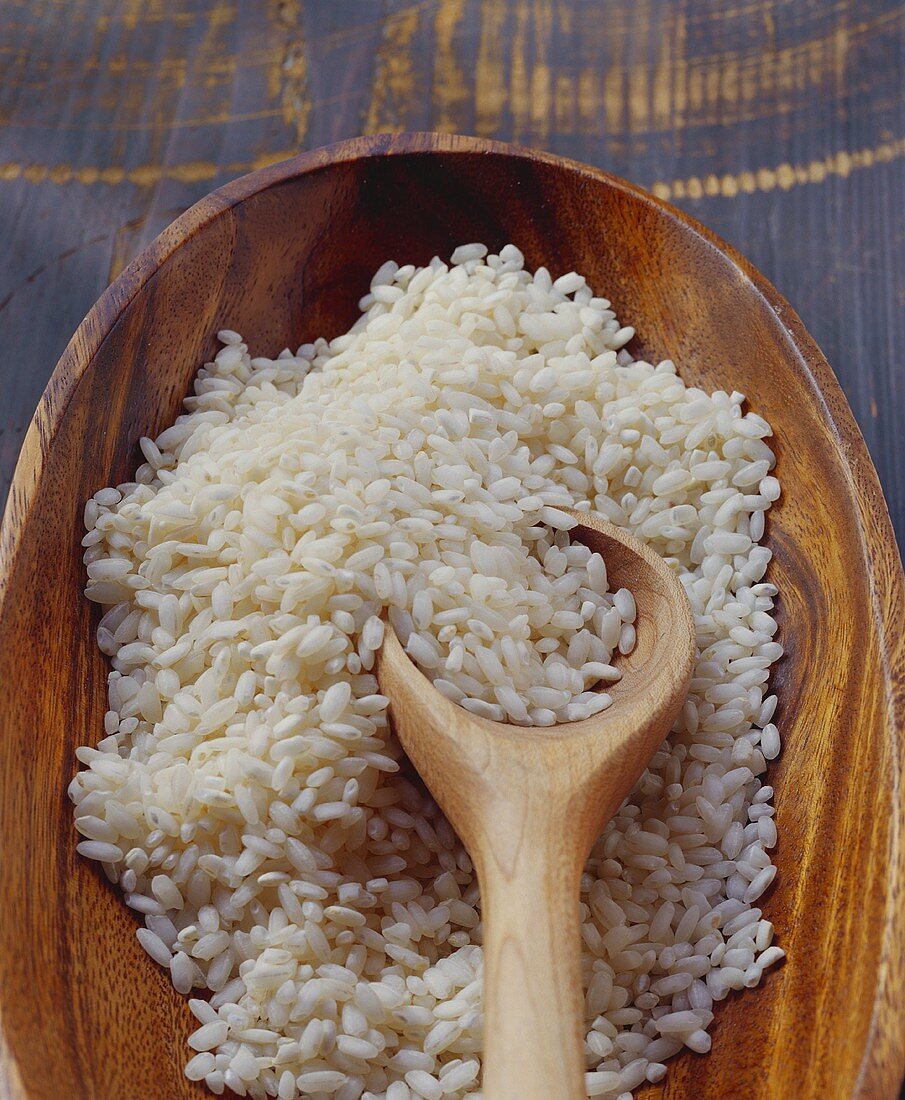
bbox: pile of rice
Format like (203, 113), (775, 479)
(71, 244), (783, 1100)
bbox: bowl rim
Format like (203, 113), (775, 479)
(0, 131), (902, 1096)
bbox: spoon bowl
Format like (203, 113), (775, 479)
(377, 510), (696, 1099)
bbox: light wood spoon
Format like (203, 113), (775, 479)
(376, 509), (696, 1100)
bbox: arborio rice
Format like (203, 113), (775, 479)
(71, 243), (784, 1099)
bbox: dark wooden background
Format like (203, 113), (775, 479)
(0, 0), (902, 549)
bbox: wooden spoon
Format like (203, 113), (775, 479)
(376, 509), (696, 1100)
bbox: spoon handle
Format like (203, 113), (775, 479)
(478, 823), (586, 1100)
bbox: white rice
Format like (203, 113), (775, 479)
(71, 243), (784, 1099)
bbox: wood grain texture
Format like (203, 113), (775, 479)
(377, 513), (696, 1099)
(0, 0), (902, 545)
(0, 133), (902, 1099)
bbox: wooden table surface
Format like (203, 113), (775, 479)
(1, 0), (902, 545)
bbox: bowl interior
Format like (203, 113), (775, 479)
(0, 137), (901, 1099)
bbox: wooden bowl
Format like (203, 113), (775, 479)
(0, 133), (902, 1099)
